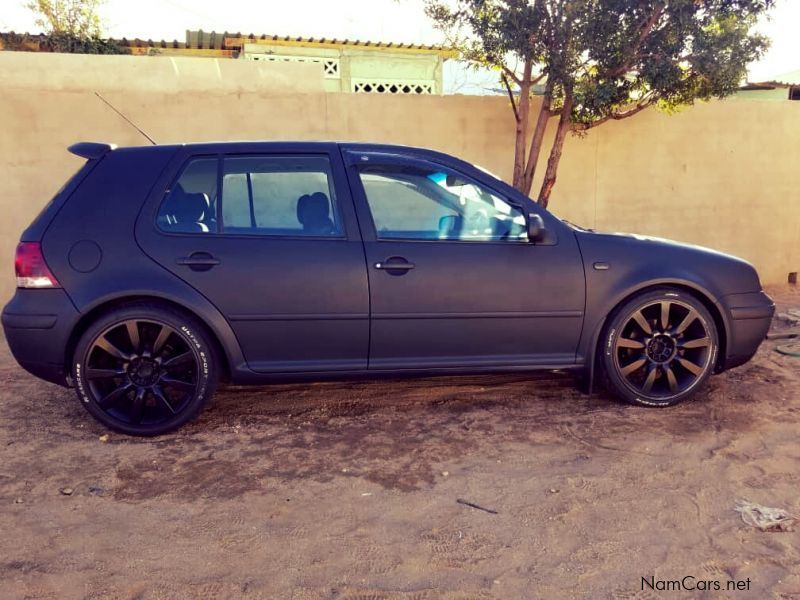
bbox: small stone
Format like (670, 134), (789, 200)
(777, 312), (800, 324)
(549, 488), (559, 494)
(341, 468), (349, 473)
(14, 497), (23, 504)
(441, 471), (449, 477)
(60, 487), (74, 496)
(98, 434), (109, 443)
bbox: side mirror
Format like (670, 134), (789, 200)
(527, 213), (545, 243)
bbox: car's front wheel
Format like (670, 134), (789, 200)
(602, 288), (719, 407)
(72, 302), (218, 436)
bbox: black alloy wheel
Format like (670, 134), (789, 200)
(73, 303), (217, 435)
(603, 288), (718, 407)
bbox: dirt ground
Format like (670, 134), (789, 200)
(1, 287), (799, 600)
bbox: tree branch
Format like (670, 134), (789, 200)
(531, 71), (547, 86)
(521, 77), (555, 194)
(501, 72), (520, 122)
(502, 65), (522, 87)
(604, 4), (667, 78)
(574, 98), (657, 131)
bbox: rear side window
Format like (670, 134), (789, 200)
(221, 155), (342, 237)
(157, 154), (342, 237)
(158, 157), (219, 233)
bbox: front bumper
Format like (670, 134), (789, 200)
(720, 290), (775, 370)
(2, 288), (79, 386)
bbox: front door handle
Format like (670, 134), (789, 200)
(375, 257), (415, 273)
(176, 252), (220, 271)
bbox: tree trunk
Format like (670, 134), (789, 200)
(537, 94), (574, 208)
(520, 78), (553, 196)
(512, 60), (533, 190)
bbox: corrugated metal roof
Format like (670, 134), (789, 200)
(0, 29), (456, 59)
(187, 30), (456, 57)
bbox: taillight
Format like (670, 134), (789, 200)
(14, 242), (60, 289)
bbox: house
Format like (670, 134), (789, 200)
(0, 29), (455, 95)
(129, 30), (456, 95)
(738, 70), (800, 100)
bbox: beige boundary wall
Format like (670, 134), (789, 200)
(1, 52), (798, 301)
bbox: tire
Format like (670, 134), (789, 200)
(601, 287), (719, 407)
(72, 302), (219, 436)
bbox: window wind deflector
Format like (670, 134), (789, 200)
(68, 142), (117, 160)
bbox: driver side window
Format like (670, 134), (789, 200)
(357, 164), (528, 242)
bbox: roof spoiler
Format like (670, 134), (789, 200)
(68, 142), (117, 160)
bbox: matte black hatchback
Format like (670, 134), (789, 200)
(3, 141), (774, 435)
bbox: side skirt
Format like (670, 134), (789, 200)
(229, 362), (586, 386)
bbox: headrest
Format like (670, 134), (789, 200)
(297, 192), (330, 224)
(174, 192), (209, 222)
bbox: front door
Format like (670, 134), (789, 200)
(137, 145), (369, 373)
(344, 151), (585, 370)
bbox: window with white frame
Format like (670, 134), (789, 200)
(352, 79), (434, 95)
(246, 54), (340, 79)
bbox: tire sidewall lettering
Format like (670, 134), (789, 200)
(76, 318), (213, 409)
(181, 324), (210, 400)
(74, 363), (90, 404)
(605, 328), (616, 357)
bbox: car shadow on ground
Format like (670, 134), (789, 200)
(0, 313), (790, 502)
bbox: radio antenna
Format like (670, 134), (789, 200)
(94, 92), (157, 145)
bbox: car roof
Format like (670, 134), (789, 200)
(78, 140), (482, 175)
(77, 140), (464, 166)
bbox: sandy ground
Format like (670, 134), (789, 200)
(1, 287), (799, 600)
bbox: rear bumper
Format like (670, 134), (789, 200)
(2, 288), (79, 386)
(720, 290), (775, 370)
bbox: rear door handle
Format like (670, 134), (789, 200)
(176, 252), (220, 271)
(375, 262), (415, 270)
(375, 257), (415, 273)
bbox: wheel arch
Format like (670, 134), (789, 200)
(585, 280), (730, 390)
(65, 294), (234, 383)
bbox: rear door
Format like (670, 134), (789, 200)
(137, 143), (369, 373)
(343, 149), (586, 370)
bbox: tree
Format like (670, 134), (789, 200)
(425, 0), (774, 207)
(26, 0), (104, 38)
(24, 0), (125, 54)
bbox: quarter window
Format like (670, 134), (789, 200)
(357, 164), (528, 242)
(158, 157), (218, 233)
(221, 155), (342, 236)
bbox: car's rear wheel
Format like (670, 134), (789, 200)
(72, 302), (218, 436)
(602, 288), (718, 407)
